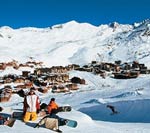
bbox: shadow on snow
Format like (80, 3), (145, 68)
(79, 99), (150, 123)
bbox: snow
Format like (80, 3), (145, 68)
(0, 20), (150, 132)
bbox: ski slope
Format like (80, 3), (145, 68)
(0, 71), (150, 133)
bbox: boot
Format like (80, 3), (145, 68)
(55, 129), (62, 133)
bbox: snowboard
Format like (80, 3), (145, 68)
(40, 104), (72, 113)
(58, 106), (72, 112)
(110, 111), (119, 115)
(12, 111), (46, 119)
(60, 118), (77, 128)
(12, 111), (23, 119)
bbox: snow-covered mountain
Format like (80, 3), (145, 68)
(0, 20), (150, 133)
(0, 20), (150, 67)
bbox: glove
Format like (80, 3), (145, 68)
(36, 109), (40, 114)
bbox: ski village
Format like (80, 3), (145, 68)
(0, 20), (150, 133)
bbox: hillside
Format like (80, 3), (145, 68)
(0, 20), (150, 67)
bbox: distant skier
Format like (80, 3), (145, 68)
(106, 105), (118, 114)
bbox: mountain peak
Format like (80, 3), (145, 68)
(134, 19), (150, 28)
(64, 20), (79, 25)
(109, 22), (120, 28)
(51, 20), (79, 29)
(0, 26), (13, 30)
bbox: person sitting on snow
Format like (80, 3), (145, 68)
(23, 87), (40, 122)
(47, 98), (59, 114)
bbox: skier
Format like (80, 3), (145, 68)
(23, 87), (40, 122)
(106, 105), (118, 114)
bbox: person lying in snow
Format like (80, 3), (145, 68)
(34, 113), (67, 132)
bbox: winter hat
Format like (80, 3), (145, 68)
(51, 98), (55, 101)
(30, 87), (35, 92)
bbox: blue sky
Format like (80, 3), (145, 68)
(0, 0), (149, 28)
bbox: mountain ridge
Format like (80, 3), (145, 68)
(0, 19), (149, 67)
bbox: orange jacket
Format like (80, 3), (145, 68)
(47, 101), (58, 114)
